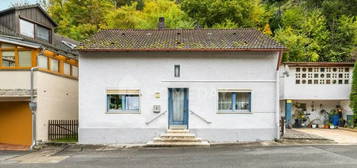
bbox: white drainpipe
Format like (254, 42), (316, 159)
(29, 67), (38, 150)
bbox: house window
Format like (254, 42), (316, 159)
(64, 63), (71, 75)
(218, 91), (251, 112)
(36, 25), (50, 42)
(38, 55), (48, 69)
(107, 90), (140, 113)
(18, 51), (32, 67)
(50, 58), (59, 72)
(1, 51), (15, 67)
(174, 65), (180, 77)
(20, 19), (34, 38)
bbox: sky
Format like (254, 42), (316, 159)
(0, 0), (38, 10)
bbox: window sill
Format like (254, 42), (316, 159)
(106, 111), (140, 114)
(217, 111), (252, 114)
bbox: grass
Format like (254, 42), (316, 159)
(52, 137), (78, 143)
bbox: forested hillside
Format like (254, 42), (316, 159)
(45, 0), (357, 62)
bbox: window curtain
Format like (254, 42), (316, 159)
(237, 93), (250, 110)
(172, 89), (184, 121)
(218, 92), (232, 110)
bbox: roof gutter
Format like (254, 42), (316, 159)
(76, 48), (288, 52)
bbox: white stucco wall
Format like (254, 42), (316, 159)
(79, 51), (280, 144)
(0, 71), (33, 90)
(280, 65), (352, 100)
(36, 71), (78, 142)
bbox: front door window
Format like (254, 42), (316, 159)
(172, 89), (185, 122)
(169, 88), (188, 127)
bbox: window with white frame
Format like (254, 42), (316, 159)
(218, 90), (251, 112)
(20, 19), (34, 38)
(107, 90), (140, 113)
(295, 67), (351, 85)
(20, 18), (51, 42)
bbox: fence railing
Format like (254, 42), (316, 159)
(48, 120), (78, 141)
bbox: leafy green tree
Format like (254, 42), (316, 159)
(274, 8), (329, 62)
(321, 16), (357, 62)
(351, 61), (357, 127)
(104, 0), (194, 29)
(48, 0), (115, 40)
(180, 0), (269, 29)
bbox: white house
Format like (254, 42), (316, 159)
(279, 62), (354, 128)
(77, 27), (286, 145)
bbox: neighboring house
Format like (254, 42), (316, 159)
(77, 25), (286, 144)
(279, 62), (354, 127)
(0, 4), (78, 148)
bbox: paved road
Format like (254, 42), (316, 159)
(1, 145), (357, 168)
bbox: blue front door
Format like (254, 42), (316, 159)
(168, 88), (188, 127)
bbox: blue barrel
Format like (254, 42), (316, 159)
(331, 115), (339, 126)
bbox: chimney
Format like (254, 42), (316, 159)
(158, 17), (165, 29)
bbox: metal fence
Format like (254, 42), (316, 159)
(48, 120), (78, 141)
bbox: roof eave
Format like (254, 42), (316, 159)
(76, 48), (287, 52)
(284, 62), (355, 67)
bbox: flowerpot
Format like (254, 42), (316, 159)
(324, 125), (329, 129)
(312, 124), (317, 128)
(330, 125), (335, 129)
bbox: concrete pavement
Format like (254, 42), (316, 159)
(1, 145), (357, 168)
(295, 128), (357, 144)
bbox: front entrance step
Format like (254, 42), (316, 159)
(169, 125), (187, 130)
(160, 133), (196, 139)
(166, 129), (190, 133)
(146, 129), (210, 147)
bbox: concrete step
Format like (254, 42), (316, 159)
(160, 133), (196, 139)
(153, 137), (202, 142)
(166, 129), (190, 133)
(169, 125), (187, 130)
(146, 141), (210, 147)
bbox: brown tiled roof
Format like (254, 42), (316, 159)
(79, 29), (285, 51)
(284, 62), (355, 67)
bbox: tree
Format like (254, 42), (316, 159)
(351, 61), (357, 127)
(274, 7), (329, 62)
(180, 0), (269, 29)
(104, 0), (194, 29)
(47, 0), (115, 40)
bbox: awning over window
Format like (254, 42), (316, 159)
(106, 89), (140, 95)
